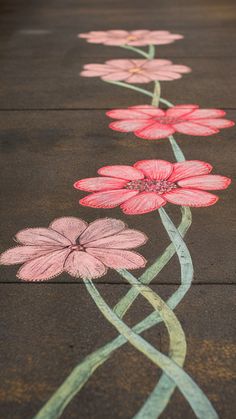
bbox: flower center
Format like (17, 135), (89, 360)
(154, 116), (184, 125)
(129, 66), (143, 73)
(70, 244), (84, 251)
(125, 179), (177, 194)
(126, 35), (138, 41)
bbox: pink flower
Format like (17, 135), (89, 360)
(79, 30), (183, 46)
(0, 217), (147, 281)
(74, 160), (231, 214)
(107, 104), (235, 139)
(80, 59), (191, 83)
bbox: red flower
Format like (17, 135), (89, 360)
(107, 105), (234, 140)
(74, 160), (231, 215)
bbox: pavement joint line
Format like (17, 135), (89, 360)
(0, 282), (235, 286)
(0, 108), (236, 111)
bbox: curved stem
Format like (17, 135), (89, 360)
(132, 205), (193, 418)
(104, 79), (174, 108)
(120, 44), (150, 59)
(168, 134), (185, 162)
(160, 97), (174, 107)
(104, 80), (153, 98)
(84, 279), (218, 419)
(33, 208), (191, 419)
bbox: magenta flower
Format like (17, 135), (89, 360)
(79, 30), (183, 46)
(107, 104), (235, 139)
(80, 59), (191, 84)
(74, 160), (231, 214)
(0, 217), (147, 281)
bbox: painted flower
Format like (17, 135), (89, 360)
(78, 30), (183, 46)
(74, 160), (231, 214)
(0, 217), (147, 281)
(80, 59), (191, 83)
(107, 104), (235, 139)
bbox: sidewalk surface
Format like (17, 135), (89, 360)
(0, 1), (235, 418)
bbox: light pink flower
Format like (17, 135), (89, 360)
(0, 217), (147, 281)
(74, 160), (231, 214)
(107, 104), (235, 139)
(79, 30), (183, 46)
(80, 59), (191, 83)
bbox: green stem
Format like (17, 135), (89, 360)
(151, 81), (161, 107)
(33, 208), (191, 419)
(160, 97), (174, 107)
(84, 279), (218, 419)
(148, 44), (155, 59)
(105, 79), (174, 108)
(132, 205), (193, 418)
(168, 134), (186, 162)
(104, 80), (153, 98)
(120, 44), (150, 59)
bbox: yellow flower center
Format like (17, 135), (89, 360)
(129, 67), (143, 73)
(127, 35), (138, 41)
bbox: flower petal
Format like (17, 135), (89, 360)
(161, 64), (191, 73)
(131, 30), (150, 36)
(79, 218), (126, 244)
(107, 30), (128, 37)
(166, 104), (198, 119)
(107, 106), (165, 119)
(164, 189), (218, 207)
(16, 228), (71, 246)
(98, 165), (144, 180)
(81, 70), (109, 77)
(135, 122), (175, 139)
(0, 245), (61, 265)
(79, 31), (107, 38)
(74, 177), (127, 191)
(105, 59), (133, 69)
(109, 119), (151, 132)
(49, 217), (88, 244)
(178, 175), (231, 190)
(83, 64), (111, 71)
(193, 118), (235, 129)
(106, 109), (151, 120)
(64, 251), (107, 279)
(79, 190), (139, 209)
(86, 248), (146, 269)
(125, 73), (151, 84)
(102, 71), (132, 81)
(134, 160), (173, 180)
(121, 192), (166, 214)
(188, 109), (226, 119)
(147, 71), (184, 81)
(174, 121), (218, 135)
(143, 59), (173, 69)
(129, 105), (165, 117)
(17, 249), (70, 281)
(168, 160), (213, 182)
(85, 229), (147, 249)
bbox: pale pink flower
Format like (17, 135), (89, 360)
(79, 30), (183, 46)
(80, 59), (191, 83)
(107, 104), (235, 139)
(74, 160), (231, 214)
(0, 217), (147, 281)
